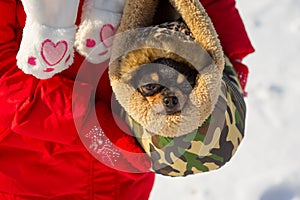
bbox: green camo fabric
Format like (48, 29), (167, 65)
(121, 61), (246, 177)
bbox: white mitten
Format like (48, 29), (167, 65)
(17, 0), (79, 79)
(75, 0), (125, 64)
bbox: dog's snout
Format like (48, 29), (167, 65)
(163, 96), (178, 108)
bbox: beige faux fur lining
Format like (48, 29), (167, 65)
(109, 0), (225, 137)
(168, 0), (224, 71)
(117, 0), (158, 33)
(110, 25), (214, 80)
(117, 0), (224, 71)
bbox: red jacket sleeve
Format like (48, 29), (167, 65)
(201, 0), (254, 93)
(0, 0), (93, 144)
(201, 0), (255, 60)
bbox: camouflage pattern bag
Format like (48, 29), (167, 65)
(110, 0), (246, 176)
(120, 59), (246, 176)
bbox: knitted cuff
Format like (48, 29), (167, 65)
(232, 59), (249, 96)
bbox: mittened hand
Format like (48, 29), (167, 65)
(17, 0), (79, 79)
(75, 0), (125, 64)
(17, 24), (77, 79)
(17, 0), (125, 78)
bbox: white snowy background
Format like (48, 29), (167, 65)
(150, 0), (300, 199)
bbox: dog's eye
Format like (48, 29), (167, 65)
(139, 84), (161, 96)
(145, 84), (160, 91)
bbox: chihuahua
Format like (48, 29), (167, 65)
(132, 58), (198, 114)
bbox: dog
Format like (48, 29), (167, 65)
(131, 58), (198, 115)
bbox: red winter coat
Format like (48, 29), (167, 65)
(0, 0), (254, 199)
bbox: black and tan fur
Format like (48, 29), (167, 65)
(132, 58), (198, 115)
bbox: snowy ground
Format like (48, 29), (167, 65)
(150, 0), (300, 199)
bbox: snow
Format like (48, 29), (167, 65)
(150, 0), (300, 199)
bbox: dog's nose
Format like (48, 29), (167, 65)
(163, 96), (179, 108)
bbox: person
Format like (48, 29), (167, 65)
(0, 0), (254, 199)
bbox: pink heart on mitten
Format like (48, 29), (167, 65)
(100, 24), (115, 48)
(41, 39), (68, 66)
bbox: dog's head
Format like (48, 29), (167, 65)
(131, 58), (198, 115)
